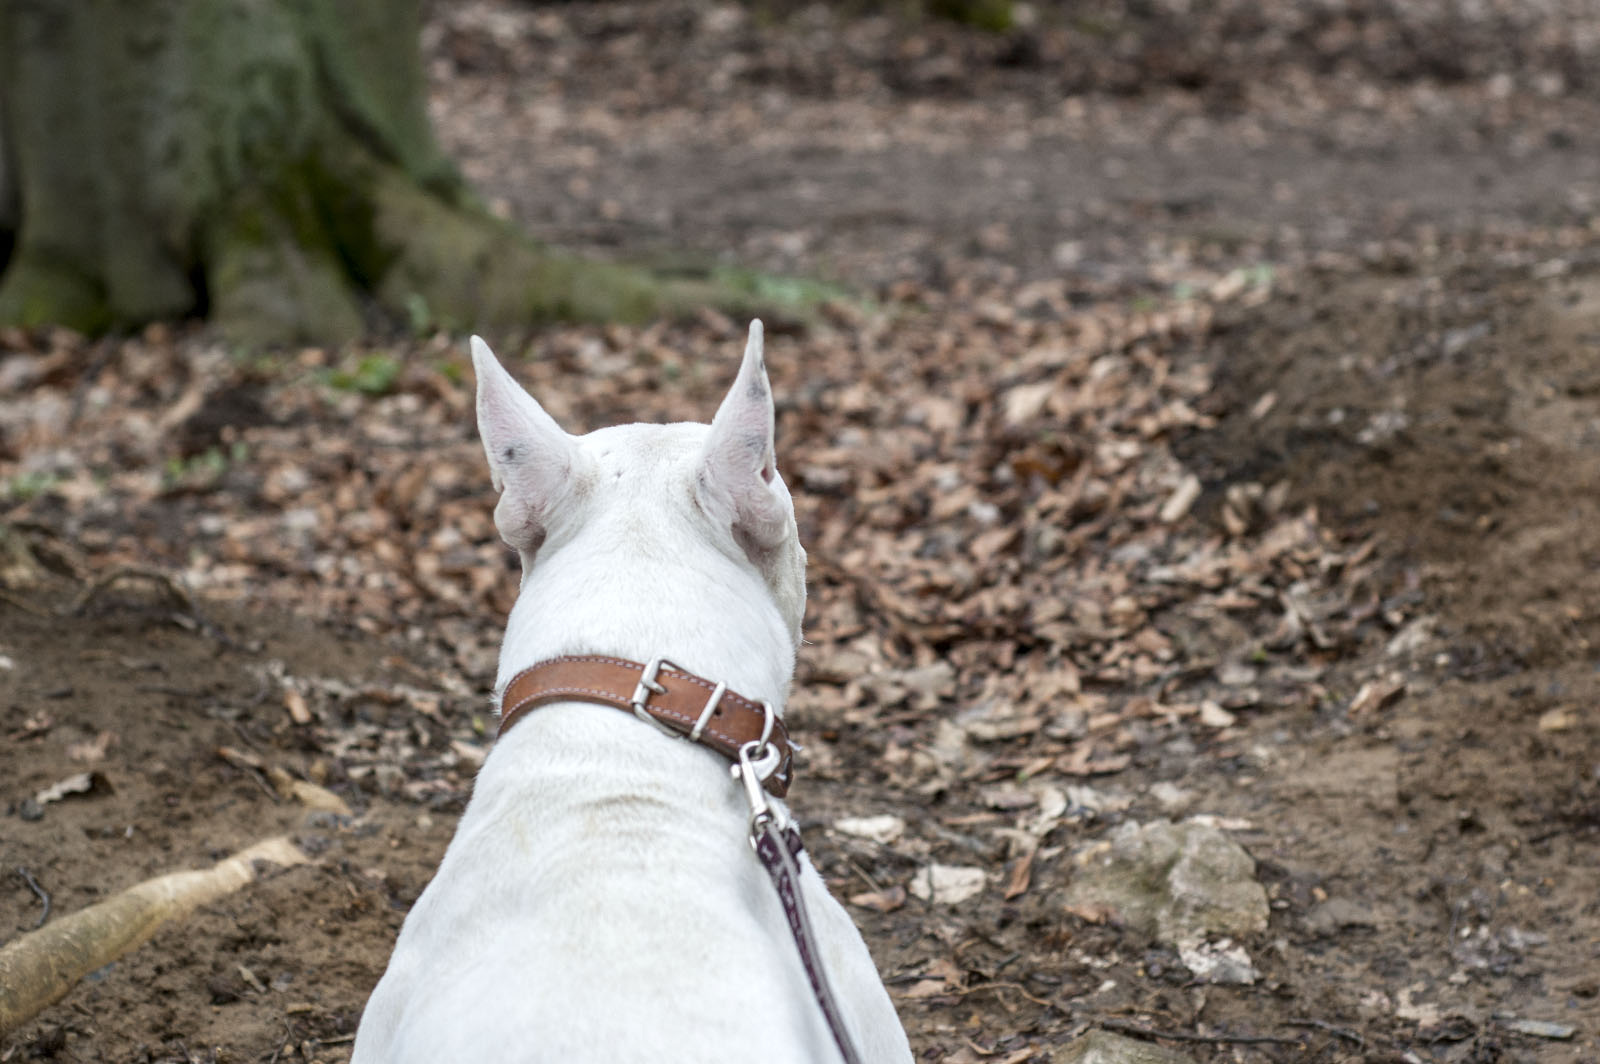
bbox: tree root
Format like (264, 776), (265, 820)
(68, 566), (193, 616)
(0, 531), (229, 645)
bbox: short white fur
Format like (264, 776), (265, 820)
(352, 322), (913, 1063)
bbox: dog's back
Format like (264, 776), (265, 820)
(352, 324), (912, 1063)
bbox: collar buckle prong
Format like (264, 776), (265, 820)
(630, 657), (684, 738)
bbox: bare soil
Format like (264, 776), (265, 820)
(4, 2), (1599, 1062)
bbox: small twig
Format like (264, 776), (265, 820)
(243, 669), (274, 708)
(1288, 1018), (1365, 1046)
(1097, 1018), (1305, 1048)
(16, 866), (51, 928)
(843, 856), (884, 895)
(948, 981), (1054, 1008)
(168, 607), (239, 649)
(263, 1020), (293, 1064)
(217, 749), (282, 804)
(0, 588), (53, 617)
(135, 684), (213, 698)
(243, 768), (282, 803)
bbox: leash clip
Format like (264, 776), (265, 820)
(733, 734), (787, 844)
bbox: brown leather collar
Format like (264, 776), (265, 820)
(496, 655), (794, 797)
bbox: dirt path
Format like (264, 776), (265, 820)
(4, 2), (1599, 1061)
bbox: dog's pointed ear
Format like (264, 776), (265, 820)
(472, 336), (579, 556)
(697, 320), (789, 558)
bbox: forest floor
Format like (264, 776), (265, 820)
(3, 2), (1600, 1061)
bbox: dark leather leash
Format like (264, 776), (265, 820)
(738, 746), (868, 1064)
(497, 656), (864, 1063)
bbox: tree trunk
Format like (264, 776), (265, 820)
(0, 1), (826, 347)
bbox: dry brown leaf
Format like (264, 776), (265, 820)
(897, 978), (953, 1000)
(1055, 746), (1131, 777)
(1159, 473), (1202, 523)
(1064, 901), (1116, 924)
(1003, 382), (1055, 426)
(266, 766), (352, 816)
(969, 525), (1019, 563)
(1349, 677), (1406, 716)
(1003, 849), (1035, 900)
(12, 713), (54, 740)
(217, 745), (266, 771)
(962, 713), (1043, 744)
(66, 730), (114, 764)
(1537, 707), (1577, 733)
(848, 886), (907, 913)
(283, 688), (312, 726)
(408, 693), (443, 718)
(995, 1049), (1043, 1064)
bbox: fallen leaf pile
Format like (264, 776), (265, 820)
(430, 0), (1599, 112)
(7, 2), (1600, 1058)
(0, 265), (1410, 819)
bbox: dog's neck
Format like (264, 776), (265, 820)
(471, 322), (805, 723)
(494, 540), (797, 714)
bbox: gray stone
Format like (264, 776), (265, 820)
(1054, 1029), (1196, 1064)
(1064, 818), (1269, 944)
(1503, 1018), (1575, 1041)
(1177, 938), (1259, 985)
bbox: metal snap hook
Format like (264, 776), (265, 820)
(733, 739), (788, 842)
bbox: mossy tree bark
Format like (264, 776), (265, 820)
(0, 0), (821, 347)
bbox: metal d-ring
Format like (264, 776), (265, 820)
(740, 700), (782, 783)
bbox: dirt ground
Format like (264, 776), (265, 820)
(3, 2), (1599, 1061)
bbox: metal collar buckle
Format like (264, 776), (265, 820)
(631, 656), (744, 746)
(629, 656), (680, 737)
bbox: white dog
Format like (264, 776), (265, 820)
(352, 323), (913, 1063)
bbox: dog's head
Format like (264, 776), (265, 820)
(471, 321), (806, 644)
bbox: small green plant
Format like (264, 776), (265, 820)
(4, 471), (60, 502)
(435, 358), (464, 386)
(404, 293), (433, 336)
(926, 0), (1013, 32)
(329, 354), (403, 396)
(162, 442), (248, 489)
